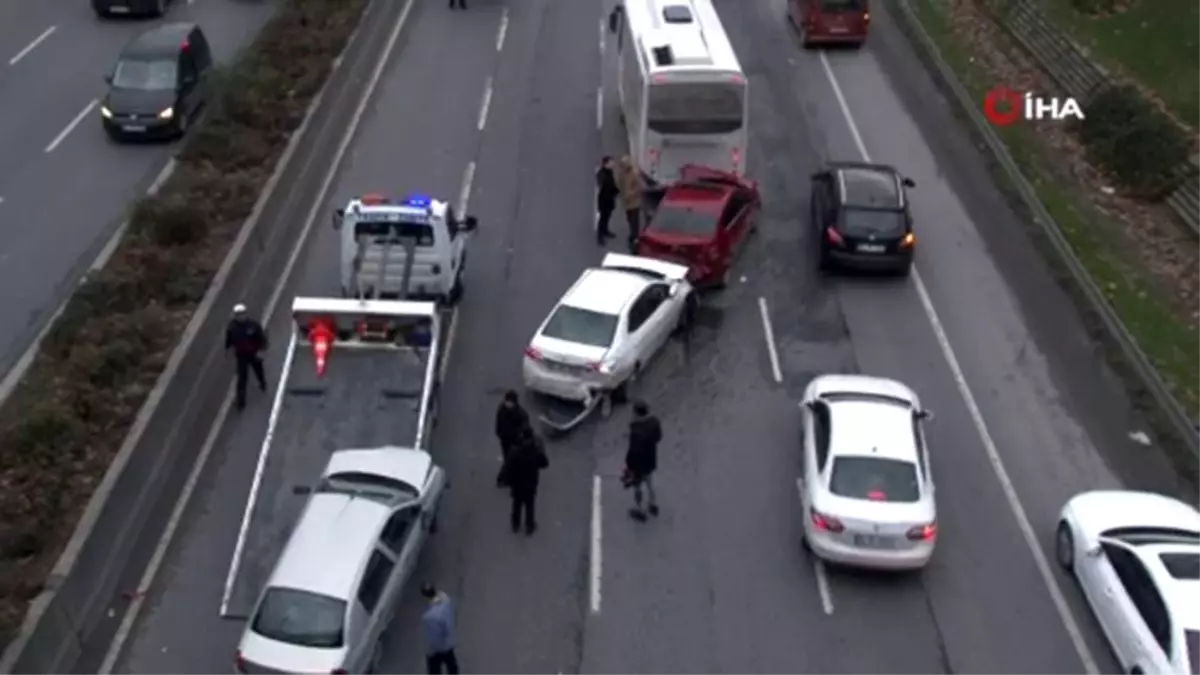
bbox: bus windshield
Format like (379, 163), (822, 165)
(647, 81), (744, 135)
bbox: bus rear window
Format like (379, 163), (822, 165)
(648, 82), (744, 135)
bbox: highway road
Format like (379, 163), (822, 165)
(0, 0), (278, 378)
(107, 0), (1190, 672)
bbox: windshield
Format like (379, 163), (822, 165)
(828, 456), (920, 503)
(840, 208), (906, 238)
(354, 220), (435, 247)
(541, 305), (619, 348)
(651, 203), (720, 237)
(112, 59), (177, 90)
(252, 588), (346, 648)
(648, 81), (745, 135)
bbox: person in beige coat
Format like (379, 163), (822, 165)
(616, 155), (646, 248)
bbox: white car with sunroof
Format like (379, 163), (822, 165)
(798, 374), (937, 570)
(522, 253), (694, 403)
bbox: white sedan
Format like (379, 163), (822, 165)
(798, 374), (937, 570)
(1056, 490), (1200, 675)
(522, 253), (694, 403)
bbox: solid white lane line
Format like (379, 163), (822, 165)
(97, 393), (233, 674)
(45, 99), (97, 153)
(439, 308), (459, 383)
(458, 161), (476, 214)
(757, 296), (783, 383)
(8, 25), (56, 66)
(495, 8), (508, 52)
(596, 86), (603, 131)
(590, 474), (603, 614)
(796, 478), (834, 615)
(216, 0), (420, 617)
(477, 78), (493, 131)
(816, 51), (1100, 675)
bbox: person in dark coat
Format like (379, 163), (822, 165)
(225, 303), (268, 411)
(506, 426), (549, 535)
(595, 156), (619, 245)
(625, 400), (662, 521)
(494, 390), (530, 487)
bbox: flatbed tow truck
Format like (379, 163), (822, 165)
(220, 295), (445, 619)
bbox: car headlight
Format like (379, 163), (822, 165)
(157, 107), (174, 120)
(100, 106), (113, 119)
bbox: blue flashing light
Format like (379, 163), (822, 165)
(403, 193), (432, 208)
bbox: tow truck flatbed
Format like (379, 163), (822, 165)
(221, 297), (443, 619)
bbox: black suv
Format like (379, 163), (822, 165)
(810, 162), (917, 275)
(100, 23), (212, 142)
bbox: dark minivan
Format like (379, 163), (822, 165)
(100, 23), (212, 142)
(93, 0), (175, 19)
(789, 0), (870, 48)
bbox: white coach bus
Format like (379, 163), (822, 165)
(609, 0), (748, 184)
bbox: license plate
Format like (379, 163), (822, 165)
(829, 26), (849, 33)
(856, 243), (885, 253)
(109, 5), (130, 12)
(853, 534), (893, 548)
(546, 360), (587, 375)
(123, 124), (146, 132)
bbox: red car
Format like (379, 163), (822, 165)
(789, 0), (870, 48)
(637, 165), (760, 289)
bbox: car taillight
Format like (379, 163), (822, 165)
(586, 362), (602, 371)
(863, 11), (871, 22)
(811, 510), (844, 533)
(900, 232), (915, 248)
(906, 523), (937, 541)
(524, 346), (543, 360)
(233, 651), (246, 674)
(825, 227), (844, 245)
(731, 146), (742, 169)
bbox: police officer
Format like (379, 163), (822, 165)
(494, 390), (530, 487)
(225, 303), (268, 411)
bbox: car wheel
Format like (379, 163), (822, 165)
(1055, 520), (1075, 571)
(611, 363), (640, 404)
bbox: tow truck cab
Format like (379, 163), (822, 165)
(333, 193), (479, 304)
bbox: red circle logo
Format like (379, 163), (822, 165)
(983, 86), (1023, 126)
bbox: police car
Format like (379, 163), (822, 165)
(332, 193), (478, 304)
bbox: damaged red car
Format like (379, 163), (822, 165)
(637, 165), (760, 289)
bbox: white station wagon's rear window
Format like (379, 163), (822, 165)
(829, 456), (920, 503)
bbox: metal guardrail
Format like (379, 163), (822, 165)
(888, 0), (1198, 457)
(985, 0), (1199, 237)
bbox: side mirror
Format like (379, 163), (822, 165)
(291, 485), (312, 496)
(461, 215), (479, 231)
(902, 177), (916, 188)
(917, 409), (935, 421)
(607, 7), (621, 33)
(332, 208), (344, 231)
(1086, 544), (1103, 558)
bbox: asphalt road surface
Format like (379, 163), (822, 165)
(110, 0), (1189, 672)
(0, 0), (277, 377)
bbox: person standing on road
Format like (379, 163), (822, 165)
(625, 400), (662, 521)
(494, 390), (530, 488)
(421, 583), (460, 675)
(595, 155), (619, 245)
(506, 425), (549, 535)
(616, 155), (646, 249)
(225, 303), (268, 412)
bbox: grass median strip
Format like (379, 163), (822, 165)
(905, 0), (1199, 419)
(0, 0), (368, 650)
